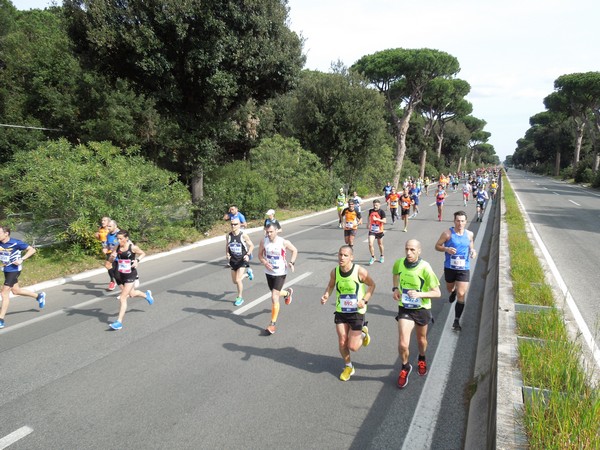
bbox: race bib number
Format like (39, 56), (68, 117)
(402, 289), (422, 309)
(0, 250), (10, 265)
(391, 201), (398, 207)
(267, 255), (281, 270)
(340, 294), (358, 313)
(370, 223), (380, 233)
(229, 242), (243, 256)
(450, 255), (466, 269)
(345, 220), (356, 229)
(118, 259), (132, 273)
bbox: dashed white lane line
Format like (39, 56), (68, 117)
(233, 272), (313, 315)
(552, 191), (559, 195)
(568, 199), (581, 206)
(0, 426), (33, 449)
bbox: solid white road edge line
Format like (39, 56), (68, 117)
(401, 201), (489, 450)
(568, 199), (581, 206)
(233, 272), (313, 315)
(0, 426), (33, 450)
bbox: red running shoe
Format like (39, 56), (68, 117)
(417, 360), (427, 376)
(284, 287), (294, 305)
(397, 364), (413, 389)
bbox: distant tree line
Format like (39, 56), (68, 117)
(0, 0), (498, 247)
(510, 72), (600, 187)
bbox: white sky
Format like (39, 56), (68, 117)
(12, 0), (600, 162)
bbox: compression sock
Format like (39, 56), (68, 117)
(455, 302), (465, 319)
(271, 302), (280, 323)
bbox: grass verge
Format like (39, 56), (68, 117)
(503, 173), (599, 449)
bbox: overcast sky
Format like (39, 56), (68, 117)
(11, 0), (600, 162)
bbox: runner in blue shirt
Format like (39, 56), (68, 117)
(0, 225), (46, 329)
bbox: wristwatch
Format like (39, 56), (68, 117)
(392, 287), (399, 292)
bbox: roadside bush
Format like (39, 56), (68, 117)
(559, 166), (573, 180)
(205, 160), (278, 220)
(0, 139), (192, 251)
(250, 135), (334, 208)
(592, 170), (600, 188)
(574, 165), (594, 184)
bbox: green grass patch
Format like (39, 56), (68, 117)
(504, 173), (599, 448)
(518, 339), (588, 391)
(523, 388), (600, 450)
(516, 309), (568, 340)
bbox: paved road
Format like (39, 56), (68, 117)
(0, 190), (493, 449)
(507, 170), (600, 368)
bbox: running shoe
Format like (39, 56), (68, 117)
(403, 227), (407, 232)
(379, 256), (384, 264)
(338, 223), (342, 228)
(362, 325), (371, 347)
(438, 215), (441, 221)
(37, 292), (46, 309)
(397, 364), (412, 389)
(284, 287), (294, 305)
(417, 359), (427, 376)
(452, 319), (462, 331)
(145, 290), (154, 305)
(108, 281), (116, 291)
(339, 366), (355, 381)
(234, 297), (244, 307)
(449, 290), (457, 303)
(0, 318), (4, 329)
(266, 324), (276, 335)
(109, 321), (123, 330)
(368, 256), (375, 265)
(247, 267), (254, 281)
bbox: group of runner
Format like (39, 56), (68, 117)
(1, 170), (494, 390)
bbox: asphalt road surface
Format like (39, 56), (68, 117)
(0, 189), (494, 449)
(507, 169), (600, 368)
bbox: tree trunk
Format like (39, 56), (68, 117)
(554, 150), (561, 176)
(191, 167), (204, 204)
(593, 151), (600, 173)
(457, 157), (462, 174)
(435, 128), (444, 160)
(573, 120), (585, 168)
(419, 148), (427, 179)
(392, 106), (414, 187)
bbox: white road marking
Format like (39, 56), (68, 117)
(552, 191), (559, 195)
(0, 426), (33, 449)
(568, 199), (581, 206)
(233, 272), (313, 315)
(401, 199), (490, 449)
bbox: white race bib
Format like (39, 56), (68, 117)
(267, 255), (281, 270)
(118, 259), (132, 273)
(450, 255), (466, 269)
(340, 294), (358, 313)
(402, 289), (422, 309)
